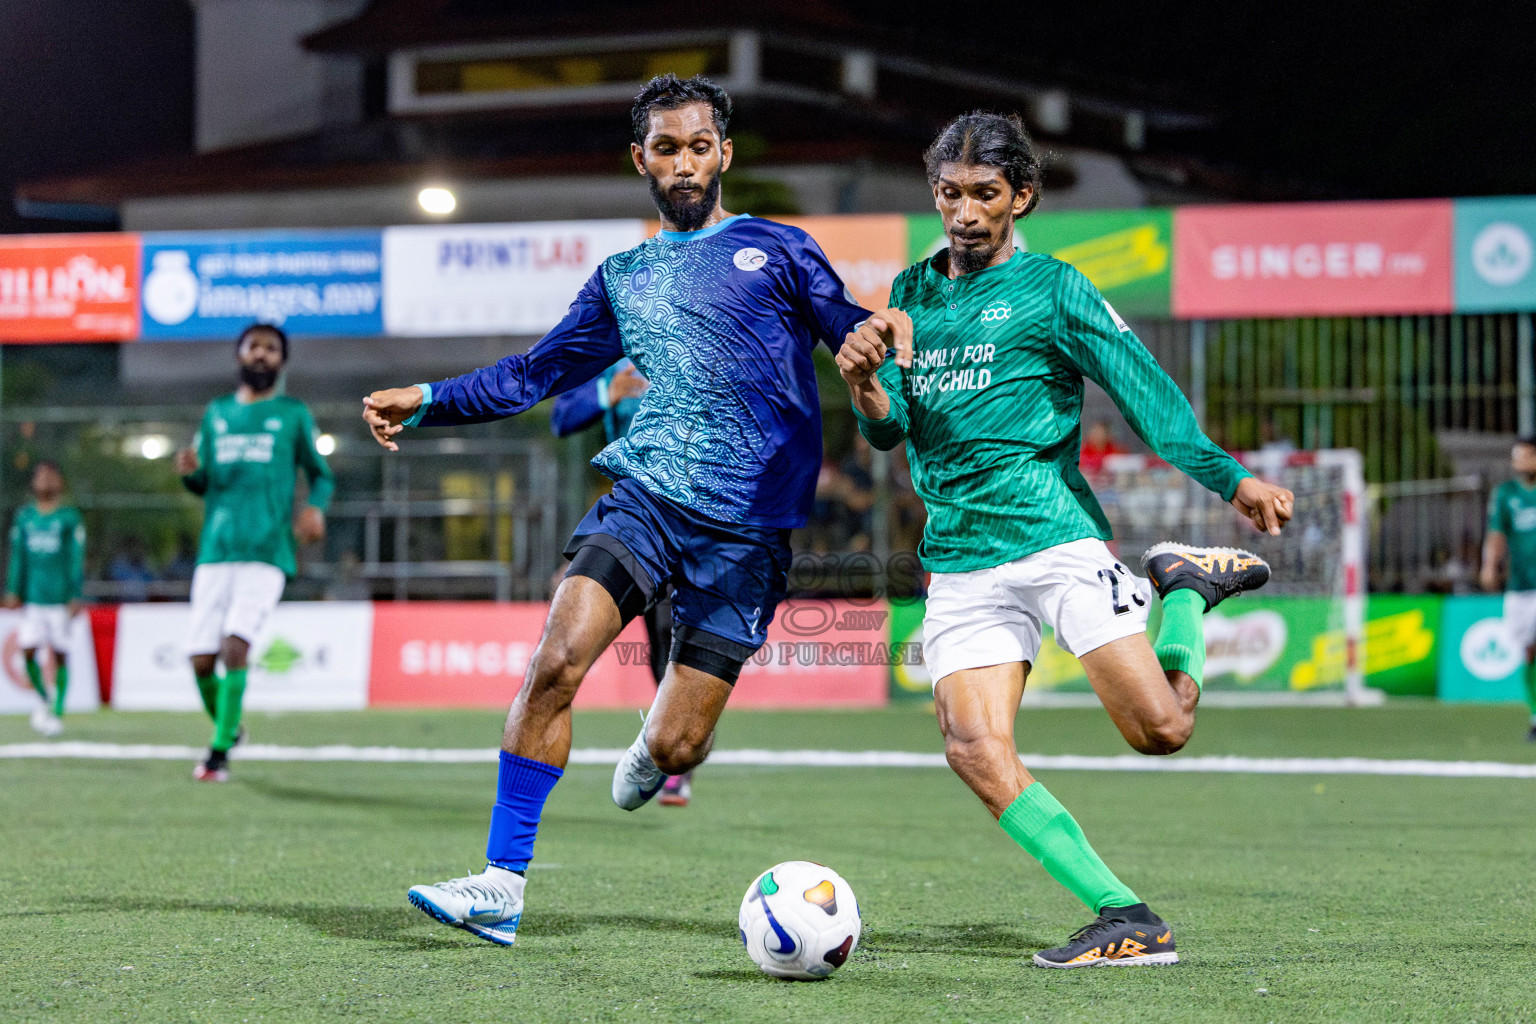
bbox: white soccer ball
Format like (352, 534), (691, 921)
(738, 861), (861, 980)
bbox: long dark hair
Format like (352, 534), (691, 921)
(923, 111), (1043, 218)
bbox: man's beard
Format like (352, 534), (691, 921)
(647, 171), (721, 232)
(948, 231), (1008, 275)
(239, 364), (279, 392)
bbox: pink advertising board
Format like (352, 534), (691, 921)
(1174, 200), (1453, 317)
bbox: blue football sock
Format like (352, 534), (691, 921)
(485, 751), (563, 872)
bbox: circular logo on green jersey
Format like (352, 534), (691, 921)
(979, 299), (1012, 325)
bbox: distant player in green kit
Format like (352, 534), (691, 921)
(4, 460), (85, 737)
(1479, 436), (1536, 740)
(839, 112), (1294, 968)
(175, 324), (333, 781)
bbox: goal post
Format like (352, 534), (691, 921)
(1095, 448), (1375, 704)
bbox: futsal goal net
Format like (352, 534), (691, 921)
(1093, 448), (1373, 705)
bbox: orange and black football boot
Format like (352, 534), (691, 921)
(1140, 543), (1270, 612)
(1032, 903), (1178, 968)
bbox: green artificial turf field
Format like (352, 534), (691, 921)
(2, 704), (1534, 1023)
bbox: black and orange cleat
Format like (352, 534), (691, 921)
(1032, 903), (1178, 968)
(1141, 543), (1269, 612)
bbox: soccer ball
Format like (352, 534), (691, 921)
(738, 861), (860, 980)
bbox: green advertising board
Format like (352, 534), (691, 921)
(905, 209), (1173, 317)
(1436, 595), (1528, 702)
(888, 595), (1438, 700)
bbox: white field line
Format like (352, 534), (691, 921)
(0, 742), (1533, 778)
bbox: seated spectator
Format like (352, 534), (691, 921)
(1080, 419), (1125, 476)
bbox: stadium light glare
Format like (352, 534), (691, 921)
(417, 186), (457, 216)
(138, 435), (171, 459)
(315, 433), (337, 456)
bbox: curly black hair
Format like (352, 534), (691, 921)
(923, 111), (1043, 218)
(630, 73), (733, 145)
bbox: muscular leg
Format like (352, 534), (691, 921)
(644, 661), (733, 776)
(1080, 634), (1197, 756)
(935, 662), (1139, 913)
(480, 574), (627, 875)
(935, 662), (1032, 816)
(502, 574), (627, 765)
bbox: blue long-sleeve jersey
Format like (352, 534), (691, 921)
(411, 215), (870, 528)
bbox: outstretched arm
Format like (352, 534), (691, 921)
(365, 269), (623, 450)
(1482, 530), (1509, 592)
(1056, 265), (1292, 535)
(1483, 490), (1511, 591)
(5, 516), (23, 606)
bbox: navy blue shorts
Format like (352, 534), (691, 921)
(564, 478), (791, 663)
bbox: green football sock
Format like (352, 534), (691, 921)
(22, 655), (48, 702)
(51, 663), (69, 718)
(195, 673), (220, 721)
(211, 667), (247, 752)
(1154, 588), (1207, 690)
(998, 782), (1139, 913)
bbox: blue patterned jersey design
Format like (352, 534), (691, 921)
(417, 215), (869, 528)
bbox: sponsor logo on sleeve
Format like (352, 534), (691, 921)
(1103, 299), (1132, 332)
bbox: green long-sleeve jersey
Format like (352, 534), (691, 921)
(6, 503), (85, 605)
(855, 249), (1250, 572)
(181, 394), (334, 577)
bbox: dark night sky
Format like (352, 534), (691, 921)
(1, 0), (1533, 234)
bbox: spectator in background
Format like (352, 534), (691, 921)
(108, 537), (156, 602)
(839, 434), (877, 551)
(1079, 419), (1125, 476)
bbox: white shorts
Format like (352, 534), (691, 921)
(17, 605), (72, 653)
(1504, 591), (1536, 652)
(186, 562), (286, 656)
(921, 538), (1153, 685)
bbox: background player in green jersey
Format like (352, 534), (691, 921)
(4, 460), (85, 737)
(1479, 436), (1536, 739)
(840, 112), (1294, 969)
(175, 324), (333, 781)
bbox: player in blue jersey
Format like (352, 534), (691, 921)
(364, 74), (898, 946)
(550, 360), (693, 806)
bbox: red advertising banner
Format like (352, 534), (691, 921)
(368, 600), (888, 709)
(1173, 200), (1453, 317)
(0, 234), (140, 341)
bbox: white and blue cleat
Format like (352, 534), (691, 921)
(407, 866), (525, 946)
(612, 726), (667, 810)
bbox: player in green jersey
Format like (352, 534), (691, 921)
(4, 460), (85, 737)
(840, 112), (1294, 968)
(1479, 436), (1536, 739)
(175, 324), (334, 781)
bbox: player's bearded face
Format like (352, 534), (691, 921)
(646, 168), (721, 233)
(935, 163), (1025, 275)
(237, 333), (284, 392)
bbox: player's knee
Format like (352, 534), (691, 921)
(647, 726), (711, 775)
(1134, 713), (1192, 756)
(21, 648), (37, 663)
(943, 731), (1011, 782)
(524, 639), (588, 704)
